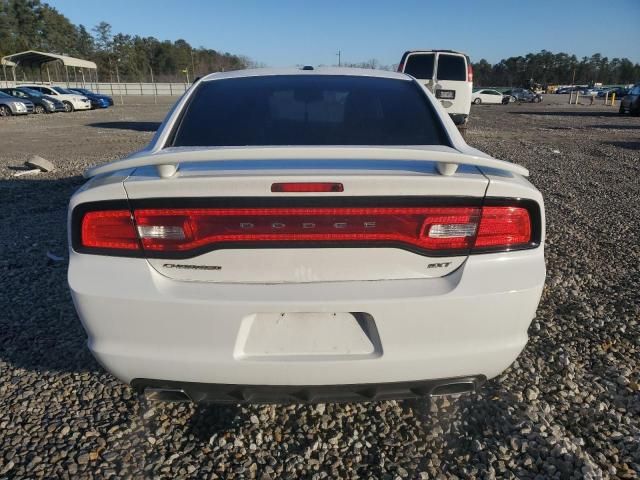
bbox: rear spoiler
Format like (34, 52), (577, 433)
(84, 146), (529, 179)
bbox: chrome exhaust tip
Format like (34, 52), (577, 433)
(144, 387), (192, 403)
(430, 381), (477, 397)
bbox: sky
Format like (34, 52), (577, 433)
(48, 0), (640, 67)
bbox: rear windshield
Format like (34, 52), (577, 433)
(171, 75), (450, 147)
(404, 54), (434, 80)
(436, 54), (467, 81)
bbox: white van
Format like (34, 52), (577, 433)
(398, 50), (473, 125)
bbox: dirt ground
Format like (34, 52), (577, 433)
(0, 97), (638, 479)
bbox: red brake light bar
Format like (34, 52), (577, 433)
(78, 203), (536, 257)
(271, 182), (344, 193)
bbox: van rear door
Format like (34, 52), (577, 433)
(434, 53), (472, 120)
(402, 53), (435, 91)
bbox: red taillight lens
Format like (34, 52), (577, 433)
(133, 207), (482, 252)
(474, 207), (531, 249)
(271, 182), (344, 193)
(76, 203), (535, 256)
(81, 210), (139, 250)
(397, 62), (404, 72)
(467, 64), (474, 83)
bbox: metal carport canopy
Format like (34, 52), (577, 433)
(1, 50), (97, 69)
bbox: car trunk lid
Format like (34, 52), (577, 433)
(122, 150), (490, 283)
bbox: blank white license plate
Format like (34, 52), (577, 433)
(235, 312), (381, 359)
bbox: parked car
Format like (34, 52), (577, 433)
(619, 83), (640, 115)
(599, 86), (628, 98)
(579, 87), (598, 96)
(471, 89), (506, 105)
(398, 50), (473, 125)
(555, 87), (573, 94)
(68, 67), (546, 404)
(0, 87), (65, 113)
(68, 88), (114, 108)
(20, 84), (91, 112)
(0, 90), (32, 116)
(505, 88), (542, 103)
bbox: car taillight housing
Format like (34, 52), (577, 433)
(467, 64), (473, 83)
(74, 199), (540, 258)
(81, 210), (139, 250)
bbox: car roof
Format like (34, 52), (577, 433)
(403, 49), (468, 55)
(200, 67), (412, 83)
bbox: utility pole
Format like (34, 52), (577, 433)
(191, 48), (196, 77)
(337, 50), (341, 67)
(149, 65), (157, 104)
(115, 61), (123, 105)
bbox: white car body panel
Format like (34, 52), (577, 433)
(22, 84), (91, 110)
(68, 68), (545, 401)
(69, 248), (544, 386)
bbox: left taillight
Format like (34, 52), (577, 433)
(80, 210), (140, 250)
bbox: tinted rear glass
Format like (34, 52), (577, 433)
(436, 55), (467, 81)
(404, 54), (434, 79)
(172, 75), (449, 147)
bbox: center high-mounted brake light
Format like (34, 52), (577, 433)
(77, 202), (537, 257)
(271, 182), (344, 193)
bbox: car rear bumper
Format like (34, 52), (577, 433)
(69, 248), (545, 395)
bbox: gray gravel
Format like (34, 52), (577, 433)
(1, 100), (639, 479)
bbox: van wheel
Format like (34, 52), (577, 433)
(63, 101), (74, 112)
(473, 98), (481, 105)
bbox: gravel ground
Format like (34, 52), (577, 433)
(0, 99), (638, 479)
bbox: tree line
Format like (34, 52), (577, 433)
(472, 51), (640, 87)
(0, 0), (250, 82)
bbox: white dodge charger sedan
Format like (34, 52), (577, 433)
(68, 67), (545, 404)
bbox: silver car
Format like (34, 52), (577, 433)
(0, 91), (32, 116)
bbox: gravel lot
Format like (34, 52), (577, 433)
(1, 97), (638, 479)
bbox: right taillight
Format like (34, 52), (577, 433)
(467, 63), (474, 83)
(473, 206), (531, 250)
